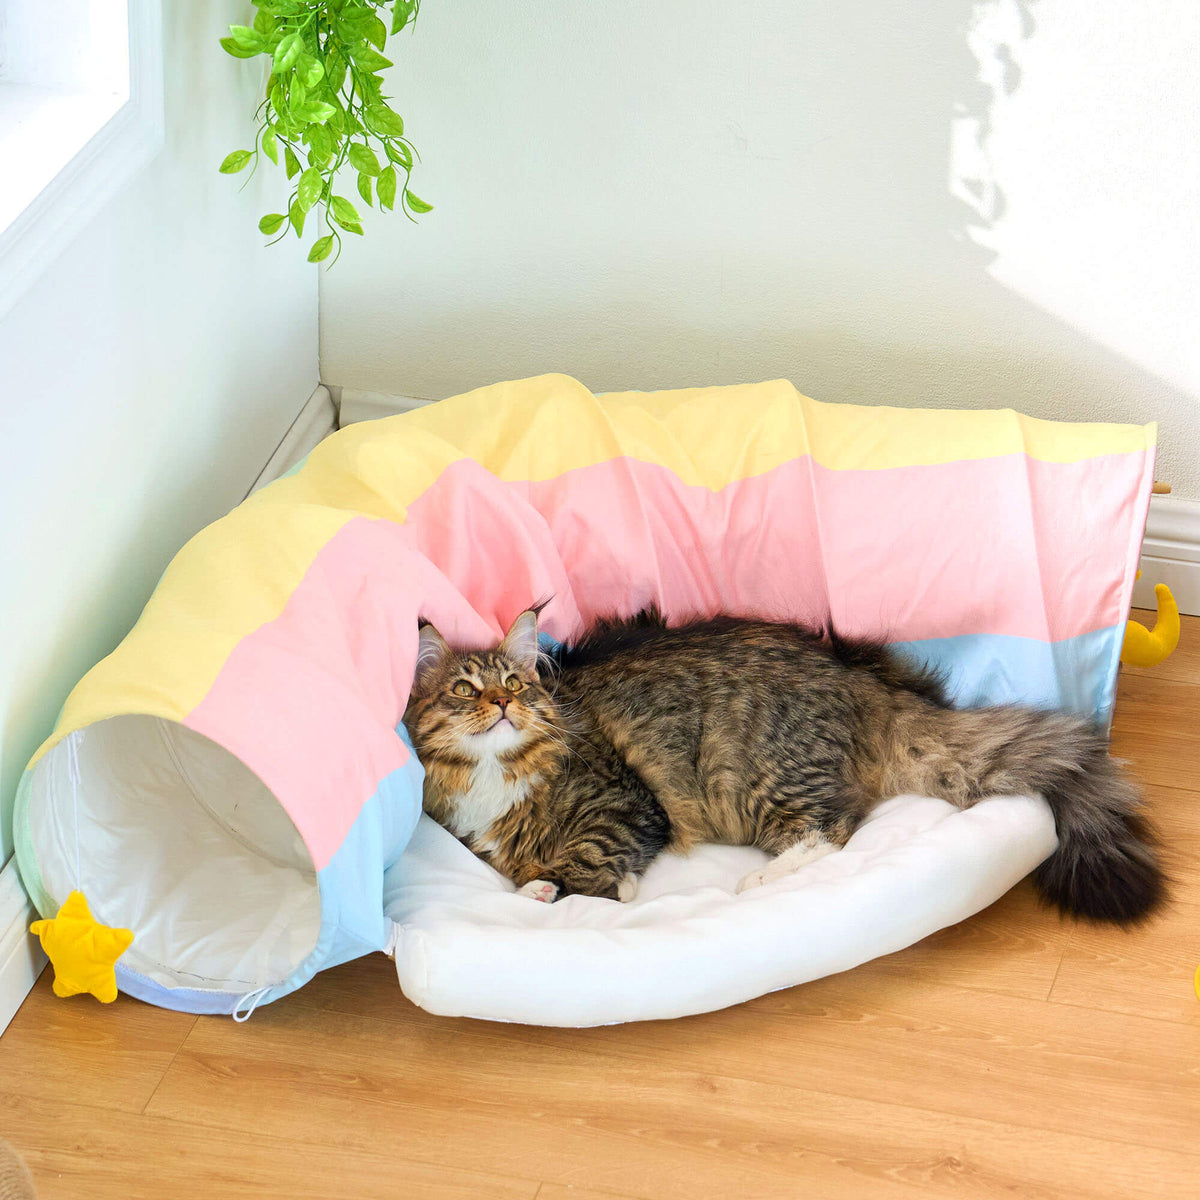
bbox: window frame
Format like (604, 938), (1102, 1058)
(0, 0), (163, 321)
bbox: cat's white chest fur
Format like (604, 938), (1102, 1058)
(447, 755), (533, 848)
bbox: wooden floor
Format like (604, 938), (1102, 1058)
(2, 613), (1198, 1200)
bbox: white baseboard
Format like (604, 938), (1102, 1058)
(246, 383), (339, 496)
(1133, 496), (1200, 617)
(327, 385), (433, 427)
(0, 858), (46, 1035)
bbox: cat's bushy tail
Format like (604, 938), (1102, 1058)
(885, 705), (1165, 924)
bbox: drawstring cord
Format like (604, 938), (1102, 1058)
(232, 986), (271, 1022)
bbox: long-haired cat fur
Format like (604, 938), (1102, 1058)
(403, 607), (1164, 923)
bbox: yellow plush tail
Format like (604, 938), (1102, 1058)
(1121, 578), (1180, 668)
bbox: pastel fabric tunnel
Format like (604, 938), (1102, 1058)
(14, 375), (1155, 1016)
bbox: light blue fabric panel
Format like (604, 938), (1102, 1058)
(545, 626), (1123, 722)
(890, 624), (1124, 721)
(113, 968), (243, 1015)
(275, 738), (426, 997)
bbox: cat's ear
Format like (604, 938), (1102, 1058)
(413, 623), (450, 693)
(499, 609), (540, 673)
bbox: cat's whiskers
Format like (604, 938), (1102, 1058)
(521, 712), (594, 769)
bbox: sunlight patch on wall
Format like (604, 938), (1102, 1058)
(952, 0), (1200, 402)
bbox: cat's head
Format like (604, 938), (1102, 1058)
(404, 609), (560, 761)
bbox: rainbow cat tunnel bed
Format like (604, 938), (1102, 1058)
(15, 375), (1155, 1021)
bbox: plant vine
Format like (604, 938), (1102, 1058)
(219, 0), (430, 265)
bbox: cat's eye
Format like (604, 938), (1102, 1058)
(452, 681), (478, 698)
(504, 676), (524, 693)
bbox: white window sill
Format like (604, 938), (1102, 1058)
(0, 1), (163, 321)
(0, 82), (128, 231)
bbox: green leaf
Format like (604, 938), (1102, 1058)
(357, 172), (374, 206)
(297, 166), (324, 212)
(291, 100), (337, 125)
(284, 145), (301, 179)
(307, 123), (333, 163)
(337, 10), (376, 39)
(377, 165), (397, 211)
(259, 212), (287, 235)
(273, 32), (302, 72)
(350, 45), (394, 74)
(220, 36), (259, 59)
(348, 143), (381, 176)
(330, 195), (364, 233)
(404, 189), (433, 214)
(289, 199), (306, 238)
(253, 9), (275, 36)
(360, 73), (384, 104)
(228, 25), (263, 51)
(384, 140), (412, 168)
(321, 96), (345, 134)
(219, 149), (253, 174)
(326, 54), (348, 95)
(308, 235), (335, 263)
(367, 14), (389, 51)
(261, 129), (279, 164)
(364, 104), (404, 137)
(298, 54), (325, 89)
(392, 0), (419, 35)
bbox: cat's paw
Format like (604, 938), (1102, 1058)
(617, 873), (639, 903)
(517, 880), (559, 903)
(735, 868), (769, 894)
(738, 837), (839, 894)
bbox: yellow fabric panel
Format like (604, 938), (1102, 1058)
(28, 503), (358, 767)
(598, 381), (1157, 473)
(336, 374), (1155, 490)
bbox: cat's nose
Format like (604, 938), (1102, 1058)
(492, 695), (510, 711)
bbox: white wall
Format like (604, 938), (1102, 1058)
(0, 1), (318, 861)
(320, 0), (1200, 499)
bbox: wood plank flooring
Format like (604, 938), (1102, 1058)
(2, 612), (1197, 1199)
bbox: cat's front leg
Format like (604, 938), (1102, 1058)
(512, 855), (639, 901)
(515, 879), (559, 903)
(736, 829), (839, 893)
(515, 871), (639, 903)
(552, 862), (642, 901)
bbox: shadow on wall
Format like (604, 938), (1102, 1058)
(320, 0), (1189, 485)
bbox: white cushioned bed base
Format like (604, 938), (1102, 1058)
(383, 793), (1059, 1027)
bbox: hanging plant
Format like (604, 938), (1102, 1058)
(218, 0), (431, 264)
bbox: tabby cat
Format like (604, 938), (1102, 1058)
(403, 607), (1164, 922)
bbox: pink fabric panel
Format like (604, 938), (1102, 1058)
(397, 458), (586, 643)
(511, 452), (1148, 643)
(510, 459), (831, 630)
(811, 452), (1148, 642)
(184, 518), (492, 871)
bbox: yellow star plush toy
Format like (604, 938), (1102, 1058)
(29, 891), (133, 1003)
